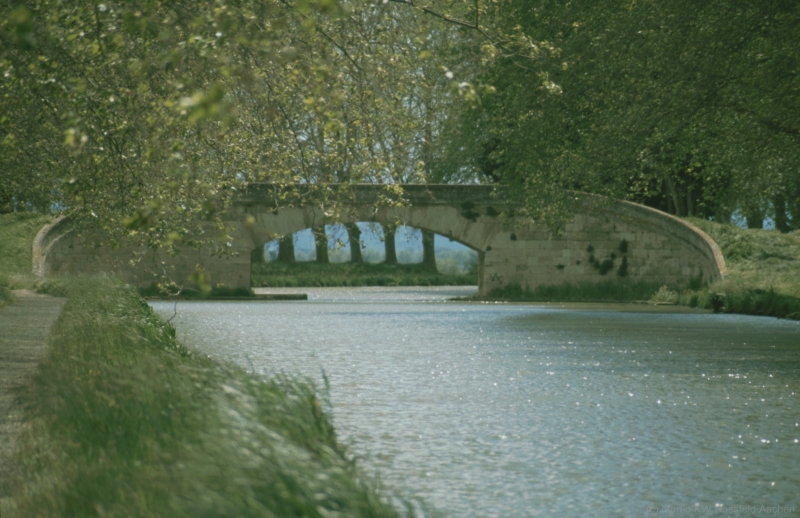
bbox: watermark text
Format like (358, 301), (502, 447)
(644, 503), (796, 515)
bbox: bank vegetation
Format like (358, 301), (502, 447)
(488, 220), (800, 320)
(0, 213), (405, 517)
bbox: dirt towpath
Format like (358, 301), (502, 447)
(0, 290), (65, 506)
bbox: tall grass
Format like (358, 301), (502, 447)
(686, 218), (800, 298)
(674, 219), (800, 319)
(7, 276), (400, 517)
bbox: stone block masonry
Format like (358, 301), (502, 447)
(34, 186), (725, 297)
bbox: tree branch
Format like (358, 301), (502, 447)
(387, 0), (497, 46)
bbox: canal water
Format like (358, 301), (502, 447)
(150, 287), (800, 517)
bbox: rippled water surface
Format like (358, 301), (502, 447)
(151, 287), (800, 517)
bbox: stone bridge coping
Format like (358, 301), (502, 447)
(569, 191), (726, 279)
(611, 197), (727, 279)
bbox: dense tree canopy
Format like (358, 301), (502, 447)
(0, 0), (509, 249)
(4, 0), (796, 249)
(437, 0), (800, 229)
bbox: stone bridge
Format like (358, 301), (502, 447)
(33, 184), (725, 296)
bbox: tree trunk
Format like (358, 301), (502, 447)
(345, 223), (363, 263)
(314, 228), (329, 263)
(277, 234), (295, 263)
(774, 195), (789, 233)
(664, 176), (685, 216)
(788, 178), (800, 232)
(0, 188), (13, 214)
(383, 224), (397, 265)
(423, 100), (434, 176)
(421, 229), (437, 271)
(666, 192), (675, 216)
(713, 206), (733, 225)
(746, 215), (764, 229)
(250, 244), (265, 264)
(743, 202), (765, 229)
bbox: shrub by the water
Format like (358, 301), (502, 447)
(488, 280), (662, 302)
(651, 285), (679, 304)
(677, 285), (800, 319)
(251, 260), (476, 288)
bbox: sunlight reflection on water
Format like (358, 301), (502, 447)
(151, 287), (800, 517)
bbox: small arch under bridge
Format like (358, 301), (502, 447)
(34, 184), (725, 296)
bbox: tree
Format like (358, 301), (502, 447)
(314, 228), (329, 263)
(421, 228), (436, 271)
(344, 223), (362, 263)
(277, 234), (295, 263)
(383, 223), (398, 265)
(0, 0), (508, 247)
(438, 0), (800, 228)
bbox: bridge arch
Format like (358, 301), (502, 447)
(239, 204), (487, 254)
(236, 202), (492, 290)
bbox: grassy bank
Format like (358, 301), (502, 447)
(1, 205), (403, 515)
(671, 219), (800, 319)
(252, 260), (477, 287)
(687, 218), (800, 296)
(486, 220), (800, 319)
(6, 276), (399, 517)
